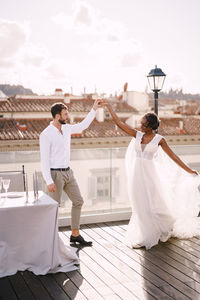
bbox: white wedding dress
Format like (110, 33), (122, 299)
(125, 130), (200, 250)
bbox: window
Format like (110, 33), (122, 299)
(88, 168), (119, 203)
(97, 175), (110, 200)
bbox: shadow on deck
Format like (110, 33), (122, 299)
(1, 221), (200, 300)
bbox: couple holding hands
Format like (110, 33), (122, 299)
(40, 98), (200, 252)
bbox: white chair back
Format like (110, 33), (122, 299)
(0, 171), (25, 192)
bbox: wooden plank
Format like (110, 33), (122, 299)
(22, 271), (52, 300)
(168, 239), (200, 259)
(63, 231), (139, 300)
(81, 224), (174, 300)
(53, 272), (87, 300)
(172, 238), (200, 252)
(55, 234), (104, 300)
(38, 274), (71, 300)
(191, 237), (200, 245)
(108, 222), (199, 276)
(66, 270), (104, 300)
(2, 221), (199, 300)
(150, 244), (200, 277)
(59, 232), (122, 299)
(149, 245), (200, 279)
(164, 242), (200, 265)
(114, 219), (199, 264)
(105, 221), (200, 296)
(8, 272), (35, 300)
(96, 222), (199, 299)
(0, 277), (18, 300)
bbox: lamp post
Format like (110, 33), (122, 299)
(147, 65), (166, 116)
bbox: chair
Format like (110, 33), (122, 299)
(0, 165), (26, 193)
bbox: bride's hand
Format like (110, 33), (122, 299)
(100, 99), (108, 106)
(190, 170), (199, 175)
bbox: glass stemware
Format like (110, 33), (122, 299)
(3, 179), (10, 198)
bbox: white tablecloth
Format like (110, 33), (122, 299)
(0, 192), (79, 278)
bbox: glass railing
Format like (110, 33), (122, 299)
(0, 145), (200, 221)
(0, 148), (130, 218)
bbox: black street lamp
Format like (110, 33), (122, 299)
(147, 65), (166, 116)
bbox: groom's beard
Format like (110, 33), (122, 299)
(58, 119), (66, 125)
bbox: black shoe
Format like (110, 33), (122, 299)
(70, 234), (92, 246)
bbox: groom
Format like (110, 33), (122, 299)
(40, 99), (102, 246)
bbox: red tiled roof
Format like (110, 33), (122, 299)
(175, 104), (200, 115)
(0, 97), (136, 113)
(0, 116), (200, 142)
(0, 118), (129, 141)
(159, 117), (200, 135)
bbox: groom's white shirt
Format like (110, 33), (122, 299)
(40, 108), (96, 185)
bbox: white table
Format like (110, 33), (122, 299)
(0, 192), (79, 278)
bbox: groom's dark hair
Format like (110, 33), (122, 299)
(144, 113), (160, 130)
(51, 102), (68, 118)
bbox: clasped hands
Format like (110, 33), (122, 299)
(93, 99), (108, 110)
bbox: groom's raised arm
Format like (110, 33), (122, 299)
(69, 99), (102, 134)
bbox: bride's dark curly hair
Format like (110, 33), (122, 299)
(144, 113), (160, 130)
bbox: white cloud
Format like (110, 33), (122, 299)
(0, 19), (48, 69)
(0, 19), (27, 67)
(0, 18), (60, 93)
(45, 63), (66, 79)
(75, 3), (93, 26)
(21, 42), (49, 68)
(51, 1), (127, 38)
(51, 1), (98, 34)
(51, 0), (144, 73)
(0, 1), (145, 95)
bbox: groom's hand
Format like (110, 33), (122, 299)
(48, 183), (56, 192)
(93, 99), (104, 110)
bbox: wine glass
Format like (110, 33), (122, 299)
(3, 179), (10, 198)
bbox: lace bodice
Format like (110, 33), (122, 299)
(135, 131), (163, 160)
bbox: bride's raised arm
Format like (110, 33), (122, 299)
(159, 138), (198, 175)
(103, 101), (137, 137)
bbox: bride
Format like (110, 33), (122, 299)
(103, 101), (200, 250)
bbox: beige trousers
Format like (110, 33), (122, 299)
(47, 169), (84, 229)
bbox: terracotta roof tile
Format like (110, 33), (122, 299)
(0, 97), (136, 113)
(175, 104), (200, 115)
(159, 117), (200, 135)
(0, 116), (200, 142)
(0, 118), (129, 141)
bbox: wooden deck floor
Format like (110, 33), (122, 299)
(1, 221), (200, 300)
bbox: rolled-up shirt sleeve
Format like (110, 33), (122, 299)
(69, 108), (96, 134)
(39, 133), (53, 186)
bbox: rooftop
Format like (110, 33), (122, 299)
(0, 97), (137, 113)
(1, 220), (200, 300)
(0, 118), (129, 141)
(0, 116), (200, 142)
(175, 104), (200, 115)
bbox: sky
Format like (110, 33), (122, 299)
(0, 0), (200, 96)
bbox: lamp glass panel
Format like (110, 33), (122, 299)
(147, 76), (154, 90)
(148, 75), (165, 91)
